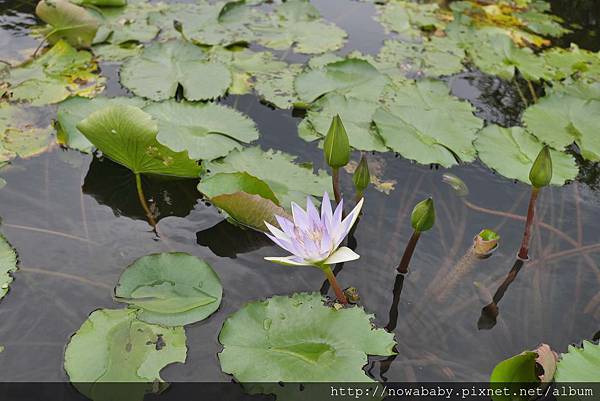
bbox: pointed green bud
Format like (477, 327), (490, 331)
(324, 115), (350, 169)
(529, 145), (553, 188)
(352, 154), (370, 194)
(173, 20), (183, 34)
(411, 197), (435, 233)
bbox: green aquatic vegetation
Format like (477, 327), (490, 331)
(198, 172), (289, 231)
(375, 1), (443, 38)
(0, 104), (54, 163)
(555, 341), (600, 382)
(218, 292), (396, 388)
(250, 0), (347, 54)
(120, 40), (231, 101)
(57, 96), (147, 153)
(0, 234), (17, 301)
(72, 0), (127, 6)
(542, 44), (600, 82)
(397, 197), (435, 274)
(2, 40), (105, 105)
(254, 63), (303, 109)
(115, 252), (222, 326)
(93, 1), (161, 47)
(35, 0), (99, 49)
(202, 146), (330, 207)
(374, 80), (482, 167)
(523, 83), (600, 161)
(374, 37), (465, 83)
(474, 125), (578, 185)
(76, 104), (200, 177)
(295, 57), (390, 104)
(144, 100), (259, 161)
(64, 308), (187, 401)
(91, 42), (142, 61)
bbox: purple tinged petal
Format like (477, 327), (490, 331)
(320, 192), (333, 223)
(264, 232), (296, 255)
(291, 202), (309, 229)
(341, 197), (364, 232)
(264, 221), (289, 241)
(332, 198), (344, 224)
(264, 256), (312, 267)
(275, 215), (296, 238)
(323, 247), (360, 265)
(305, 196), (320, 227)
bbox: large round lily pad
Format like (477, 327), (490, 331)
(64, 308), (187, 401)
(115, 252), (222, 326)
(555, 340), (600, 382)
(218, 292), (396, 384)
(120, 40), (231, 101)
(0, 234), (17, 301)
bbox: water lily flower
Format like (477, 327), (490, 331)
(264, 192), (363, 268)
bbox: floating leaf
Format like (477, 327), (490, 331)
(219, 292), (396, 389)
(76, 104), (200, 177)
(36, 0), (100, 49)
(375, 1), (443, 37)
(523, 85), (600, 161)
(57, 96), (147, 153)
(301, 93), (386, 151)
(198, 172), (288, 231)
(2, 40), (105, 105)
(93, 2), (161, 46)
(92, 42), (142, 62)
(115, 252), (222, 326)
(374, 80), (482, 167)
(64, 308), (187, 401)
(474, 125), (578, 186)
(490, 350), (541, 401)
(254, 64), (303, 109)
(0, 234), (17, 301)
(555, 340), (600, 382)
(120, 40), (231, 101)
(543, 44), (600, 82)
(0, 104), (54, 162)
(251, 0), (346, 54)
(144, 100), (259, 161)
(295, 58), (389, 103)
(202, 146), (330, 207)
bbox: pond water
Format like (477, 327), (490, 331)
(0, 0), (599, 385)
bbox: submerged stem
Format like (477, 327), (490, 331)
(332, 167), (341, 205)
(513, 78), (529, 107)
(526, 80), (538, 102)
(135, 173), (157, 230)
(518, 187), (540, 260)
(322, 265), (348, 304)
(397, 231), (421, 274)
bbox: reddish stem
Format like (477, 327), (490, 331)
(332, 168), (341, 205)
(397, 231), (421, 274)
(518, 187), (540, 260)
(323, 265), (348, 304)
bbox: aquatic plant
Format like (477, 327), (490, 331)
(264, 192), (363, 304)
(352, 153), (370, 200)
(518, 145), (552, 260)
(397, 197), (435, 274)
(323, 115), (350, 205)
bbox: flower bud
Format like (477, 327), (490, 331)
(529, 145), (552, 188)
(352, 154), (370, 194)
(324, 115), (350, 169)
(173, 20), (183, 34)
(473, 229), (500, 258)
(411, 197), (435, 233)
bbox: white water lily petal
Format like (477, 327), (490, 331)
(324, 246), (360, 265)
(264, 256), (312, 266)
(264, 221), (289, 241)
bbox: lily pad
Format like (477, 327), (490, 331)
(57, 96), (147, 153)
(295, 58), (389, 103)
(76, 104), (201, 177)
(523, 85), (600, 161)
(198, 172), (289, 231)
(202, 146), (330, 207)
(120, 40), (231, 101)
(254, 64), (303, 109)
(3, 40), (105, 105)
(143, 100), (259, 161)
(490, 351), (541, 401)
(218, 292), (396, 385)
(374, 80), (482, 167)
(115, 252), (222, 326)
(301, 93), (387, 151)
(251, 0), (347, 54)
(64, 308), (187, 401)
(0, 104), (54, 162)
(375, 1), (443, 37)
(474, 125), (578, 186)
(36, 0), (100, 49)
(93, 2), (161, 46)
(555, 340), (600, 382)
(0, 234), (17, 301)
(543, 44), (600, 82)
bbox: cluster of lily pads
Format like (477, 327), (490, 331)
(0, 0), (599, 397)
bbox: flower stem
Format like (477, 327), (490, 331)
(526, 79), (538, 102)
(135, 173), (157, 230)
(332, 167), (342, 205)
(513, 77), (529, 107)
(517, 187), (540, 260)
(397, 230), (421, 274)
(323, 265), (348, 304)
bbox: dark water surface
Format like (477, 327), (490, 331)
(0, 0), (599, 383)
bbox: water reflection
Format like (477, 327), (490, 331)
(83, 156), (199, 223)
(196, 220), (272, 258)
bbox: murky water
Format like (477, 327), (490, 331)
(0, 0), (599, 384)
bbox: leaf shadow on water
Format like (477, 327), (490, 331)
(82, 155), (200, 223)
(196, 220), (272, 258)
